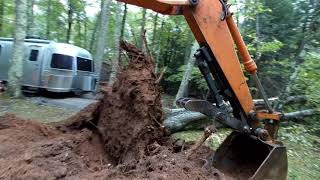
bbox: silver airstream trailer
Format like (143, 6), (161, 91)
(0, 37), (97, 94)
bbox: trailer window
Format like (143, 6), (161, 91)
(29, 50), (39, 61)
(51, 54), (73, 70)
(77, 57), (93, 72)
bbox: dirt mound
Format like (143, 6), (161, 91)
(0, 114), (223, 180)
(0, 114), (108, 179)
(0, 42), (225, 180)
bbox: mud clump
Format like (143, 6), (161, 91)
(0, 42), (224, 180)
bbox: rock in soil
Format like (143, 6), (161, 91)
(0, 42), (227, 180)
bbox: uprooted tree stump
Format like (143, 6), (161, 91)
(97, 41), (164, 164)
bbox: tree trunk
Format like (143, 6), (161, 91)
(163, 109), (208, 133)
(0, 0), (5, 36)
(26, 0), (34, 36)
(89, 12), (100, 52)
(84, 17), (88, 49)
(119, 4), (127, 43)
(118, 3), (127, 66)
(76, 13), (82, 47)
(66, 1), (74, 43)
(46, 0), (52, 39)
(154, 17), (164, 74)
(7, 0), (27, 98)
(183, 31), (194, 64)
(283, 109), (319, 120)
(108, 2), (122, 85)
(255, 5), (261, 62)
(138, 9), (146, 50)
(93, 0), (111, 78)
(151, 13), (158, 47)
(173, 41), (197, 107)
(163, 108), (320, 133)
(284, 95), (308, 105)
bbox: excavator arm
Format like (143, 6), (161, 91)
(118, 0), (287, 179)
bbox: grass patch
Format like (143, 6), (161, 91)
(0, 94), (75, 122)
(279, 125), (320, 180)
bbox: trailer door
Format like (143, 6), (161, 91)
(22, 46), (43, 87)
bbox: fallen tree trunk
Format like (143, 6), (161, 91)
(163, 108), (320, 133)
(253, 97), (278, 106)
(282, 109), (319, 120)
(283, 95), (308, 105)
(59, 104), (319, 134)
(163, 108), (208, 133)
(254, 96), (308, 108)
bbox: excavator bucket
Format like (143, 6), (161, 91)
(212, 131), (288, 180)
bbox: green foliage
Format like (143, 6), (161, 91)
(279, 124), (320, 179)
(0, 0), (15, 37)
(293, 54), (320, 105)
(166, 65), (208, 95)
(260, 40), (283, 53)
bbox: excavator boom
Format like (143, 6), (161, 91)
(118, 0), (288, 179)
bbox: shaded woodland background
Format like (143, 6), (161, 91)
(2, 0), (319, 106)
(0, 0), (320, 178)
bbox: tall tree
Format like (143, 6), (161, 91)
(138, 9), (146, 50)
(119, 4), (127, 43)
(0, 0), (4, 36)
(26, 0), (34, 36)
(108, 2), (123, 85)
(89, 12), (100, 52)
(45, 0), (52, 39)
(151, 13), (158, 45)
(7, 0), (27, 97)
(66, 0), (74, 43)
(117, 3), (127, 66)
(255, 0), (261, 61)
(93, 0), (111, 77)
(173, 41), (198, 106)
(154, 17), (165, 74)
(183, 31), (194, 64)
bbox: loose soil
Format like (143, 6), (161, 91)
(0, 42), (226, 180)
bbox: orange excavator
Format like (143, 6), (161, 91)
(118, 0), (288, 179)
